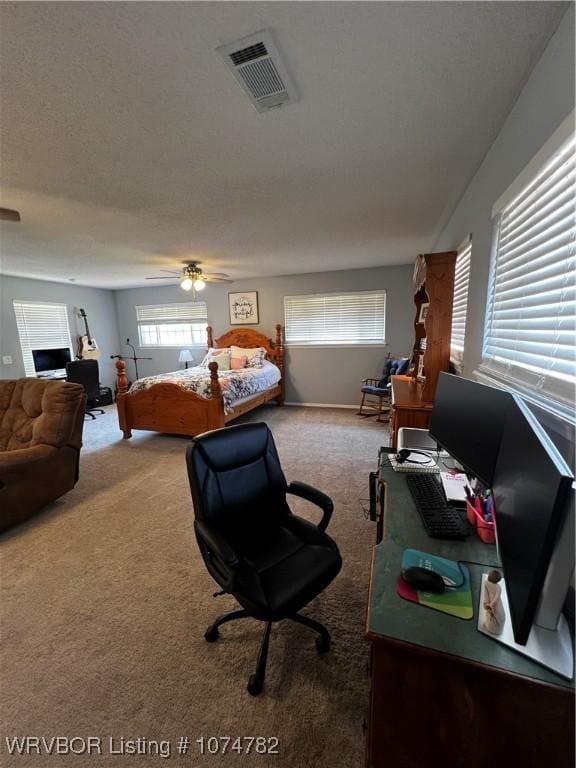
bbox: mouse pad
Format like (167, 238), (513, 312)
(397, 548), (473, 620)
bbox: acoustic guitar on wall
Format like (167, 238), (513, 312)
(78, 308), (101, 360)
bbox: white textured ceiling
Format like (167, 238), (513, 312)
(0, 1), (568, 288)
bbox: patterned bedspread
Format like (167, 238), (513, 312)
(128, 361), (281, 414)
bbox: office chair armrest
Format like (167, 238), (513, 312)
(287, 481), (334, 532)
(195, 520), (239, 567)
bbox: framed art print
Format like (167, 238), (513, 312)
(228, 291), (259, 325)
(418, 302), (429, 324)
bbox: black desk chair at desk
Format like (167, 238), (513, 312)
(66, 360), (104, 420)
(186, 422), (342, 695)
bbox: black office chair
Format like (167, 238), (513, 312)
(66, 360), (104, 420)
(186, 422), (342, 696)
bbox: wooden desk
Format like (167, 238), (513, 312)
(365, 462), (574, 768)
(389, 375), (434, 449)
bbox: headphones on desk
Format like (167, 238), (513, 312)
(394, 448), (434, 465)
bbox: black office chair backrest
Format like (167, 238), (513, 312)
(66, 360), (100, 400)
(186, 423), (290, 538)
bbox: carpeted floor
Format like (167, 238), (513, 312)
(0, 405), (389, 767)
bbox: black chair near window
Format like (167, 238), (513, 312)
(357, 355), (411, 421)
(186, 422), (342, 696)
(66, 360), (105, 420)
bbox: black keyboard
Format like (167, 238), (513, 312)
(405, 473), (469, 540)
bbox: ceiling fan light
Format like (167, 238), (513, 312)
(181, 277), (193, 291)
(193, 278), (206, 291)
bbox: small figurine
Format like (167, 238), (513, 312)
(482, 570), (506, 636)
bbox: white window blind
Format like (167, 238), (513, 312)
(13, 301), (73, 377)
(481, 128), (576, 418)
(136, 302), (208, 347)
(284, 290), (386, 345)
(450, 237), (472, 362)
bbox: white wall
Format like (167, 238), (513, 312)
(0, 275), (120, 389)
(433, 5), (575, 378)
(114, 265), (415, 406)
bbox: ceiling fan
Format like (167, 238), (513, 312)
(0, 207), (21, 222)
(146, 262), (232, 294)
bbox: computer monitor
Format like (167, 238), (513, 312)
(491, 394), (574, 648)
(429, 372), (512, 486)
(32, 348), (72, 373)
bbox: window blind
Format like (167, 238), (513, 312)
(135, 302), (208, 347)
(13, 301), (73, 376)
(284, 290), (386, 345)
(450, 237), (472, 361)
(481, 132), (575, 416)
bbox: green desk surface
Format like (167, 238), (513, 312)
(368, 463), (574, 689)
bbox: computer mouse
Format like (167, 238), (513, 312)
(401, 566), (446, 593)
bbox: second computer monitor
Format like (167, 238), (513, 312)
(429, 372), (511, 487)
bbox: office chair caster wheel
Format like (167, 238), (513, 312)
(315, 635), (330, 654)
(204, 627), (219, 643)
(247, 675), (263, 696)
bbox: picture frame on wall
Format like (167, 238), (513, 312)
(228, 291), (259, 325)
(418, 302), (430, 324)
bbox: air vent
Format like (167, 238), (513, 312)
(216, 30), (298, 113)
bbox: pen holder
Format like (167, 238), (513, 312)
(466, 499), (496, 544)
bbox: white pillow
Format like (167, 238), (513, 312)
(230, 345), (266, 368)
(200, 348), (231, 370)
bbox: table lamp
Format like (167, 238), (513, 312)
(179, 350), (193, 369)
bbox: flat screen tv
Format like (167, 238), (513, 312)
(429, 372), (512, 486)
(32, 348), (71, 373)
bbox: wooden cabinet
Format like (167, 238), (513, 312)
(389, 376), (434, 449)
(411, 251), (457, 402)
(389, 251), (456, 447)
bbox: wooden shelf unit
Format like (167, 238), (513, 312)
(389, 251), (457, 448)
(411, 250), (457, 402)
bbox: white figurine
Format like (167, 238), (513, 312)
(482, 570), (506, 636)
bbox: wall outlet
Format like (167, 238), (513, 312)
(2, 356), (13, 365)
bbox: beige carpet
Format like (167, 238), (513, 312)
(0, 405), (388, 767)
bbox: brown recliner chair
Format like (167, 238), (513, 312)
(0, 378), (86, 532)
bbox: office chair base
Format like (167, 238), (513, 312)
(247, 621), (272, 696)
(204, 609), (332, 695)
(204, 609), (249, 642)
(85, 408), (105, 420)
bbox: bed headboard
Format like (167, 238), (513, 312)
(207, 324), (284, 368)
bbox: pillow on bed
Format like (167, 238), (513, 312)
(230, 355), (248, 370)
(201, 348), (231, 371)
(230, 345), (266, 369)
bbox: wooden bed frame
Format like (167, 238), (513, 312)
(115, 324), (285, 439)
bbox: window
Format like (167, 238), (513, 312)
(136, 302), (208, 347)
(13, 301), (73, 376)
(450, 236), (472, 363)
(481, 114), (575, 418)
(284, 290), (386, 346)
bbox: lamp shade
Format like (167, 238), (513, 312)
(179, 350), (193, 363)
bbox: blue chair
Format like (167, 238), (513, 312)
(357, 356), (411, 421)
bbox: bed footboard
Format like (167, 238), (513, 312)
(115, 359), (225, 438)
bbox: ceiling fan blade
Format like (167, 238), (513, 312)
(0, 207), (21, 222)
(159, 269), (182, 275)
(206, 276), (233, 283)
(205, 272), (230, 279)
(145, 276), (179, 280)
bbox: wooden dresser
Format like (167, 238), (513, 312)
(389, 376), (433, 449)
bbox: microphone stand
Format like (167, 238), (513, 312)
(110, 339), (152, 381)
